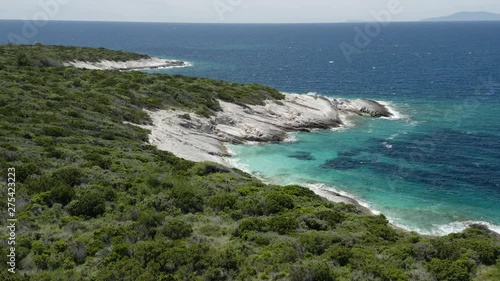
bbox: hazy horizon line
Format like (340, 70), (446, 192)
(2, 18), (500, 25)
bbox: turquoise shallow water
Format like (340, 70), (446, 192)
(229, 99), (500, 235)
(2, 20), (499, 235)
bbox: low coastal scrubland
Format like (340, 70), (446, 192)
(0, 44), (499, 281)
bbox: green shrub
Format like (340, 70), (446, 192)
(51, 167), (83, 187)
(208, 193), (237, 211)
(109, 243), (132, 261)
(237, 186), (260, 196)
(290, 261), (336, 281)
(279, 185), (318, 199)
(299, 231), (339, 256)
(190, 162), (231, 176)
(87, 239), (105, 256)
(16, 51), (31, 66)
(142, 193), (176, 213)
(42, 126), (69, 137)
(138, 210), (163, 230)
(0, 271), (28, 281)
(155, 245), (190, 273)
(370, 223), (399, 242)
(16, 162), (41, 182)
(94, 258), (144, 281)
(160, 219), (193, 240)
(427, 258), (472, 281)
(325, 245), (352, 266)
(67, 191), (106, 218)
(234, 195), (266, 216)
(264, 191), (295, 214)
(475, 263), (500, 281)
(84, 152), (112, 170)
(50, 182), (75, 206)
(246, 233), (271, 246)
(31, 191), (52, 206)
(235, 218), (268, 236)
(411, 242), (438, 261)
(302, 214), (329, 231)
(54, 240), (69, 252)
(316, 209), (346, 227)
(268, 214), (298, 235)
(170, 186), (204, 214)
(465, 240), (499, 265)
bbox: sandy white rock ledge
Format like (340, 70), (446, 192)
(64, 57), (188, 71)
(128, 93), (392, 165)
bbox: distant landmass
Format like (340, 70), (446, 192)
(423, 11), (500, 22)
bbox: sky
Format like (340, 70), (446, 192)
(2, 0), (500, 23)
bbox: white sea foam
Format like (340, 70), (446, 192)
(225, 155), (250, 173)
(244, 141), (262, 146)
(331, 112), (356, 132)
(298, 182), (500, 237)
(283, 133), (299, 143)
(149, 61), (193, 70)
(304, 182), (382, 215)
(382, 142), (393, 149)
(296, 182), (500, 237)
(281, 91), (319, 96)
(430, 221), (500, 236)
(305, 91), (319, 96)
(391, 220), (500, 236)
(386, 133), (400, 140)
(376, 100), (409, 121)
(224, 144), (236, 156)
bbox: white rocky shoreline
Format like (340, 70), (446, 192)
(128, 93), (393, 206)
(131, 93), (393, 165)
(64, 57), (188, 71)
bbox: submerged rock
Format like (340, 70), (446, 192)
(288, 151), (316, 161)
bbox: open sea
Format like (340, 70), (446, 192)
(1, 20), (499, 235)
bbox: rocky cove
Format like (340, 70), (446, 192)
(130, 93), (393, 165)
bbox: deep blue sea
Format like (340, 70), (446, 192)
(2, 20), (499, 235)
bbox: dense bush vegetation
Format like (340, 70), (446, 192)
(5, 43), (150, 64)
(0, 44), (499, 280)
